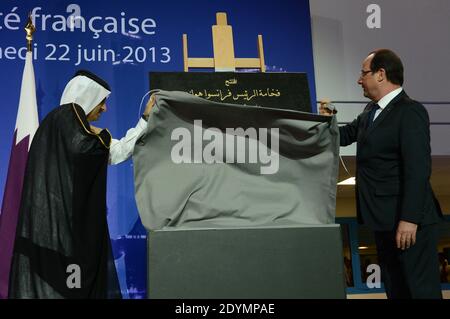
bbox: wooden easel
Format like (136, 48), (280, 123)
(183, 12), (266, 72)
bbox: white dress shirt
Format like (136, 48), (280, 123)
(373, 87), (403, 120)
(109, 118), (147, 165)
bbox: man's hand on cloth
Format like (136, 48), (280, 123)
(319, 98), (337, 116)
(143, 94), (156, 119)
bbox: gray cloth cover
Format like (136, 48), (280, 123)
(133, 90), (339, 230)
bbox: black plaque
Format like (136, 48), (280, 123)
(149, 72), (312, 112)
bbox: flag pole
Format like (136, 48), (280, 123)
(0, 12), (39, 299)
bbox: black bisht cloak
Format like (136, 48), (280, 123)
(8, 103), (121, 298)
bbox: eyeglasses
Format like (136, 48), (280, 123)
(360, 70), (373, 77)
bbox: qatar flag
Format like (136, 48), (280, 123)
(0, 52), (39, 299)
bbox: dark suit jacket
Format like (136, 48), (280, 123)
(340, 91), (443, 231)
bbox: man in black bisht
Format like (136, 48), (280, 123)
(8, 70), (153, 298)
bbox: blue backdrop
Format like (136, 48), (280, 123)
(0, 0), (315, 298)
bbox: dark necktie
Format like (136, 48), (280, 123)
(367, 103), (380, 128)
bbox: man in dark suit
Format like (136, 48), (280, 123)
(322, 49), (443, 298)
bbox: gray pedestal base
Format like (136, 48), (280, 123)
(147, 225), (346, 299)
